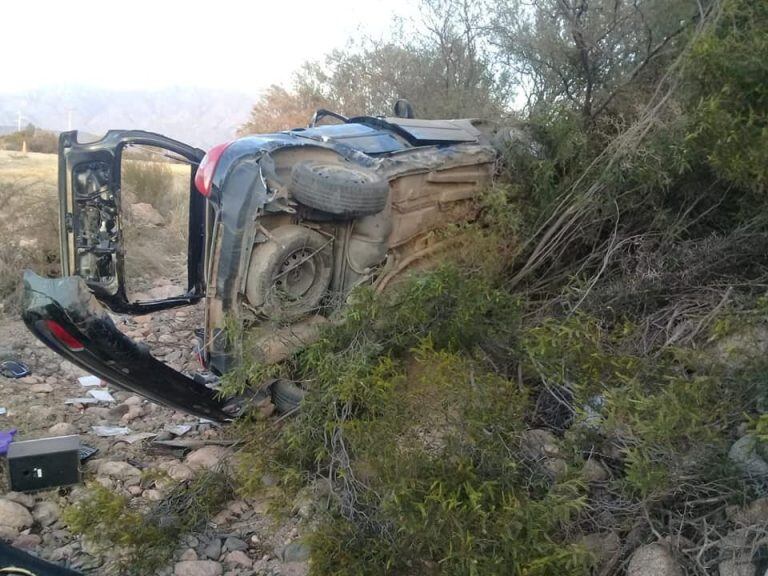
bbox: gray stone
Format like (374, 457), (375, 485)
(12, 533), (41, 550)
(48, 422), (77, 436)
(282, 540), (311, 563)
(180, 548), (198, 561)
(579, 532), (620, 567)
(0, 499), (34, 531)
(32, 501), (60, 526)
(166, 462), (195, 482)
(583, 458), (610, 483)
(173, 560), (223, 576)
(224, 550), (252, 568)
(521, 429), (561, 460)
(203, 538), (222, 560)
(30, 383), (54, 393)
(185, 445), (230, 470)
(729, 436), (768, 478)
(719, 557), (755, 576)
(4, 491), (35, 509)
(627, 543), (682, 576)
(131, 203), (165, 226)
(97, 460), (142, 482)
(223, 536), (248, 552)
(732, 498), (768, 526)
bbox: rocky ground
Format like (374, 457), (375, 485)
(0, 297), (309, 576)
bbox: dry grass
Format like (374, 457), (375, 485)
(0, 151), (194, 308)
(0, 152), (60, 311)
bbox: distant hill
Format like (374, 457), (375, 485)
(0, 86), (258, 149)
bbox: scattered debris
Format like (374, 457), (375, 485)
(0, 407), (6, 416)
(91, 425), (131, 437)
(165, 424), (193, 437)
(0, 360), (30, 379)
(77, 375), (102, 387)
(115, 432), (157, 445)
(0, 428), (17, 455)
(87, 389), (115, 403)
(64, 397), (99, 406)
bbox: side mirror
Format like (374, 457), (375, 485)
(393, 99), (415, 119)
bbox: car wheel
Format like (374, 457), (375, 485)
(246, 225), (333, 319)
(271, 379), (307, 414)
(289, 160), (389, 217)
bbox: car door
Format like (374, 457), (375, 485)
(58, 130), (207, 314)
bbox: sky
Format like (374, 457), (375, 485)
(0, 0), (419, 95)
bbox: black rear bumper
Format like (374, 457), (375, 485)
(21, 271), (232, 423)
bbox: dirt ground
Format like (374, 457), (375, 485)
(0, 151), (309, 575)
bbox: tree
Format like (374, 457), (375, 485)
(490, 0), (702, 123)
(239, 0), (509, 136)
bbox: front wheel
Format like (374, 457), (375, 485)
(245, 225), (333, 320)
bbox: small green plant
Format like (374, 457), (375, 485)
(64, 470), (234, 575)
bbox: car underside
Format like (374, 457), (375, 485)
(22, 111), (498, 421)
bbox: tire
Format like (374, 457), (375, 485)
(271, 379), (307, 414)
(246, 225), (333, 319)
(290, 160), (389, 217)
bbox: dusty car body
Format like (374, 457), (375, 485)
(22, 111), (497, 421)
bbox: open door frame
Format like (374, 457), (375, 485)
(58, 130), (207, 314)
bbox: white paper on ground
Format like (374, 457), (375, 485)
(91, 425), (131, 437)
(0, 407), (6, 416)
(88, 389), (116, 403)
(78, 375), (102, 387)
(65, 397), (99, 405)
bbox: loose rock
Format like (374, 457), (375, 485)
(48, 422), (77, 436)
(719, 557), (755, 576)
(627, 543), (682, 576)
(223, 536), (248, 552)
(224, 550), (252, 568)
(583, 458), (610, 483)
(521, 429), (561, 460)
(32, 501), (60, 527)
(282, 539), (311, 563)
(203, 538), (222, 560)
(729, 436), (768, 478)
(185, 445), (230, 470)
(173, 560), (223, 576)
(12, 533), (42, 550)
(97, 460), (142, 482)
(4, 491), (35, 509)
(0, 499), (34, 531)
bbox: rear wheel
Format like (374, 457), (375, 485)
(245, 225), (333, 319)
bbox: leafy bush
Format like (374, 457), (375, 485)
(684, 0), (768, 195)
(64, 471), (233, 575)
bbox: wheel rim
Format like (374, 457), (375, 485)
(275, 249), (317, 300)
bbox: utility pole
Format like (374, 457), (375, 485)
(17, 110), (22, 132)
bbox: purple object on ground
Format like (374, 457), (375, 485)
(0, 428), (17, 456)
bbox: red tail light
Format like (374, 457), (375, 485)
(44, 320), (85, 351)
(194, 142), (231, 197)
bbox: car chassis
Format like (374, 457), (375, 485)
(22, 110), (497, 422)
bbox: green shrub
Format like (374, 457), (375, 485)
(684, 0), (768, 195)
(64, 471), (233, 575)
